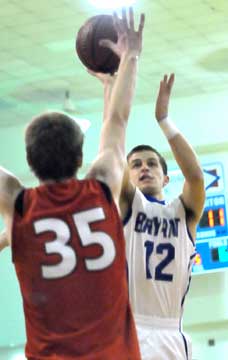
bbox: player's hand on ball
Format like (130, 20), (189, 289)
(155, 73), (175, 122)
(87, 69), (117, 87)
(100, 7), (145, 59)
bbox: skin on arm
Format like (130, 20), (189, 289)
(119, 164), (135, 219)
(155, 74), (205, 238)
(87, 70), (117, 122)
(88, 69), (136, 218)
(87, 61), (134, 219)
(87, 8), (145, 205)
(0, 230), (9, 251)
(0, 167), (24, 247)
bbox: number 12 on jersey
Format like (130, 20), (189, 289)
(144, 240), (175, 282)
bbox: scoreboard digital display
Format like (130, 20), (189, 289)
(164, 157), (228, 274)
(199, 208), (225, 228)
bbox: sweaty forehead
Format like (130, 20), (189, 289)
(128, 150), (159, 163)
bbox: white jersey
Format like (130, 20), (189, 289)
(124, 188), (196, 360)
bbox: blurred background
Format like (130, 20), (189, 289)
(1, 0), (228, 359)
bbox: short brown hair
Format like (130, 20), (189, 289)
(25, 112), (84, 181)
(127, 144), (168, 175)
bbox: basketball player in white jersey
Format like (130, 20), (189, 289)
(80, 68), (205, 358)
(120, 73), (205, 360)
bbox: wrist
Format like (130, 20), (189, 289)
(158, 116), (180, 140)
(121, 51), (139, 62)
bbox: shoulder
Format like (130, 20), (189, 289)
(82, 178), (114, 205)
(0, 172), (24, 218)
(168, 196), (186, 213)
(174, 196), (197, 241)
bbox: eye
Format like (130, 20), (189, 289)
(148, 160), (157, 167)
(131, 161), (141, 168)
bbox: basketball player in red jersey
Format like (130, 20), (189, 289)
(0, 8), (145, 360)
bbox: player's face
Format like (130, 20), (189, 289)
(128, 150), (169, 198)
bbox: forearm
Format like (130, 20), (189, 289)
(168, 132), (204, 182)
(103, 82), (113, 122)
(169, 132), (205, 222)
(96, 54), (138, 192)
(155, 74), (204, 222)
(107, 53), (138, 124)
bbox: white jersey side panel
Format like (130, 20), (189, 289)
(124, 188), (195, 320)
(136, 324), (192, 360)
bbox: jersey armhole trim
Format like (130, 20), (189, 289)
(97, 180), (113, 204)
(15, 189), (25, 217)
(179, 196), (195, 246)
(12, 190), (25, 263)
(180, 331), (189, 360)
(123, 207), (132, 226)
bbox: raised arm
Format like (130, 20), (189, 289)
(0, 167), (23, 245)
(87, 8), (145, 204)
(0, 230), (9, 251)
(155, 74), (205, 238)
(87, 70), (116, 123)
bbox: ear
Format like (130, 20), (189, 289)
(77, 155), (83, 168)
(26, 152), (32, 167)
(163, 175), (169, 188)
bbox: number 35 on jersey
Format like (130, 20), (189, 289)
(34, 207), (116, 280)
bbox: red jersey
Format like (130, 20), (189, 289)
(12, 178), (140, 360)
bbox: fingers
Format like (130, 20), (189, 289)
(122, 7), (128, 29)
(160, 74), (175, 92)
(86, 69), (97, 76)
(162, 74), (175, 84)
(113, 12), (125, 35)
(86, 68), (104, 80)
(168, 73), (175, 89)
(158, 75), (167, 90)
(99, 39), (116, 52)
(129, 7), (135, 31)
(138, 13), (145, 34)
(113, 7), (145, 34)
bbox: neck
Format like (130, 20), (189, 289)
(39, 176), (76, 185)
(142, 190), (164, 201)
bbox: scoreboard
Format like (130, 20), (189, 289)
(164, 154), (228, 274)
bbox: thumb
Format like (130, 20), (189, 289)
(86, 68), (97, 76)
(99, 39), (116, 52)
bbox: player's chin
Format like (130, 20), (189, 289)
(139, 184), (157, 196)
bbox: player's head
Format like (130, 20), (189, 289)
(127, 145), (169, 197)
(25, 111), (84, 182)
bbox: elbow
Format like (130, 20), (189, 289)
(196, 168), (204, 182)
(109, 108), (130, 126)
(193, 173), (205, 191)
(189, 165), (204, 183)
(189, 169), (205, 198)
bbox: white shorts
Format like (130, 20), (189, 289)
(136, 315), (192, 360)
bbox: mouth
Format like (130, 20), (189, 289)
(139, 174), (153, 181)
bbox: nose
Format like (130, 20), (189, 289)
(141, 162), (149, 171)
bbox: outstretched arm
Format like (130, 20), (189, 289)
(0, 168), (23, 245)
(155, 74), (205, 238)
(87, 8), (145, 204)
(0, 230), (9, 251)
(87, 70), (116, 123)
(87, 63), (135, 220)
(0, 168), (23, 215)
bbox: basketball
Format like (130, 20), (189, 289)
(76, 14), (120, 74)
